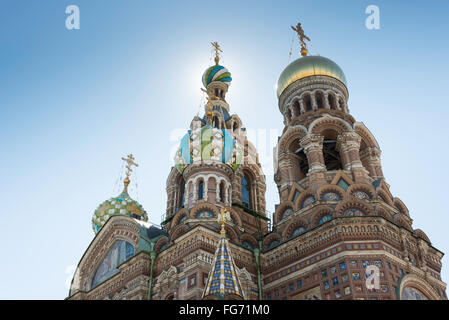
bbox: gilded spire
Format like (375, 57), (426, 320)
(211, 41), (222, 65)
(291, 22), (311, 56)
(121, 154), (138, 193)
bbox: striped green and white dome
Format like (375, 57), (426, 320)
(202, 64), (232, 87)
(92, 190), (148, 234)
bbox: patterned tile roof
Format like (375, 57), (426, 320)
(202, 236), (245, 299)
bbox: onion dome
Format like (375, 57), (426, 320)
(276, 55), (347, 98)
(174, 125), (243, 173)
(92, 176), (148, 234)
(202, 65), (232, 88)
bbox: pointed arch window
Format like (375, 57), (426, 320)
(241, 174), (251, 209)
(91, 241), (134, 288)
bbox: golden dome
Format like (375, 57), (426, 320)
(276, 55), (347, 98)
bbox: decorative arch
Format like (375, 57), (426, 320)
(375, 206), (393, 222)
(273, 201), (295, 224)
(310, 207), (334, 226)
(170, 224), (190, 241)
(335, 199), (374, 217)
(376, 188), (394, 207)
(309, 115), (353, 135)
(393, 197), (409, 216)
(347, 183), (376, 201)
(171, 208), (189, 227)
(294, 190), (316, 211)
(239, 233), (258, 250)
(317, 184), (345, 201)
(189, 202), (219, 219)
(223, 224), (239, 242)
(397, 274), (441, 300)
(282, 217), (308, 240)
(414, 229), (431, 243)
(263, 233), (282, 251)
(154, 236), (170, 253)
(277, 125), (308, 152)
(228, 115), (242, 132)
(354, 122), (380, 149)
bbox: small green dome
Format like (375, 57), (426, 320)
(92, 190), (148, 234)
(276, 55), (347, 98)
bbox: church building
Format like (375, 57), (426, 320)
(67, 24), (447, 300)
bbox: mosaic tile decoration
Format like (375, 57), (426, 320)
(174, 125), (243, 173)
(92, 191), (148, 234)
(203, 236), (245, 299)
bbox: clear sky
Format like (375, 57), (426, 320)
(1, 0), (448, 299)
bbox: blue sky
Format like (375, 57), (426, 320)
(1, 0), (448, 299)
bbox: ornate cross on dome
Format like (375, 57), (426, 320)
(211, 41), (222, 65)
(291, 22), (311, 56)
(121, 154), (138, 192)
(122, 154), (138, 177)
(218, 207), (231, 237)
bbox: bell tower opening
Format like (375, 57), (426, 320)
(288, 139), (309, 180)
(322, 129), (343, 171)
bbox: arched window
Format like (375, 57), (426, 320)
(91, 241), (134, 288)
(303, 94), (312, 111)
(219, 181), (225, 202)
(293, 100), (300, 116)
(328, 94), (337, 110)
(285, 108), (292, 123)
(198, 180), (204, 200)
(179, 178), (185, 208)
(322, 129), (343, 171)
(316, 91), (324, 109)
(241, 174), (251, 209)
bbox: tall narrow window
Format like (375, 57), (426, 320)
(198, 180), (204, 200)
(219, 181), (225, 202)
(316, 91), (324, 109)
(180, 182), (185, 207)
(241, 174), (251, 209)
(304, 94), (312, 111)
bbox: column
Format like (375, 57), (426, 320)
(299, 134), (327, 191)
(336, 132), (370, 183)
(324, 93), (330, 109)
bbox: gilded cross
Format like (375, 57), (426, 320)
(291, 22), (311, 56)
(211, 41), (222, 65)
(121, 154), (138, 178)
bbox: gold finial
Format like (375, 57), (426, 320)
(121, 154), (138, 193)
(291, 22), (311, 56)
(211, 41), (222, 65)
(218, 207), (231, 238)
